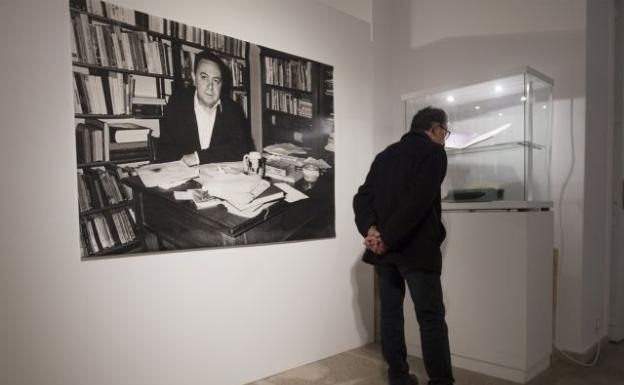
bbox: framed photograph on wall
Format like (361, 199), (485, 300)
(69, 0), (335, 258)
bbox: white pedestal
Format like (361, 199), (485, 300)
(404, 208), (554, 383)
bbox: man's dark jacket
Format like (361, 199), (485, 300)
(353, 130), (447, 274)
(157, 87), (254, 164)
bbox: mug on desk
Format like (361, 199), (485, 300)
(243, 151), (265, 176)
(302, 164), (320, 182)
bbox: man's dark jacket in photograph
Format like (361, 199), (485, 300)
(157, 87), (254, 164)
(353, 130), (448, 274)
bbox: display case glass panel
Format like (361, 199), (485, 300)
(403, 68), (553, 203)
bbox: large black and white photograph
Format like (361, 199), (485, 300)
(70, 0), (335, 258)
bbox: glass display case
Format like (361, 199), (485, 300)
(403, 67), (553, 204)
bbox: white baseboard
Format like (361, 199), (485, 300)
(407, 344), (550, 383)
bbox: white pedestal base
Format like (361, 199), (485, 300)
(404, 209), (554, 383)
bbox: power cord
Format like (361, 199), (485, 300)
(554, 343), (601, 367)
(553, 98), (601, 367)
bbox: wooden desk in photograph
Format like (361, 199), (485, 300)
(122, 172), (334, 251)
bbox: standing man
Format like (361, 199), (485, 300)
(353, 107), (454, 385)
(157, 50), (254, 165)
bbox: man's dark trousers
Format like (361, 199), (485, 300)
(376, 263), (454, 385)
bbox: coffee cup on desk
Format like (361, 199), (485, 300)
(243, 151), (265, 176)
(302, 164), (320, 182)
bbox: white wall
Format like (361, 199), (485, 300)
(410, 0), (585, 48)
(372, 0), (592, 353)
(0, 1), (375, 385)
(315, 0), (372, 24)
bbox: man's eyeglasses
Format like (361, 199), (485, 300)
(439, 123), (451, 139)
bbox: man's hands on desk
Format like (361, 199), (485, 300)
(364, 225), (387, 255)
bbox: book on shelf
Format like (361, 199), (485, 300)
(76, 121), (107, 163)
(86, 167), (125, 205)
(79, 223), (89, 257)
(232, 91), (248, 117)
(107, 121), (151, 162)
(80, 207), (137, 256)
(88, 213), (116, 250)
(72, 0), (135, 25)
(110, 208), (137, 244)
(71, 13), (173, 76)
(109, 142), (150, 162)
(73, 71), (134, 115)
(132, 96), (165, 116)
(75, 1), (247, 59)
(78, 165), (131, 211)
(82, 217), (101, 253)
(263, 56), (312, 92)
(70, 0), (104, 16)
(324, 79), (334, 96)
(111, 165), (135, 199)
(265, 89), (312, 118)
(77, 172), (93, 212)
(135, 11), (164, 34)
(132, 96), (166, 105)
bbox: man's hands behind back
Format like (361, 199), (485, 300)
(364, 226), (387, 255)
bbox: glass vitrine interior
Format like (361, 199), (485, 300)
(403, 68), (553, 203)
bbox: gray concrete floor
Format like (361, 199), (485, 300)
(247, 342), (624, 385)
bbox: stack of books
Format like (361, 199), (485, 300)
(108, 122), (151, 162)
(132, 96), (166, 116)
(264, 157), (302, 184)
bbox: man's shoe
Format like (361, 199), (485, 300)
(403, 374), (418, 385)
(390, 373), (418, 385)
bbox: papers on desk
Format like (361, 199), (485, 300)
(200, 173), (268, 203)
(137, 161), (199, 189)
(173, 189), (221, 209)
(145, 160), (309, 217)
(275, 183), (308, 203)
(264, 143), (307, 156)
(195, 169), (286, 216)
(303, 157), (332, 169)
(198, 162), (245, 175)
(222, 200), (277, 218)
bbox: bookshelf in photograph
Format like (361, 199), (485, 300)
(319, 64), (334, 159)
(70, 0), (251, 117)
(77, 163), (141, 257)
(259, 47), (333, 158)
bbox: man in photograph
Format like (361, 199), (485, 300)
(353, 107), (454, 385)
(157, 50), (254, 165)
